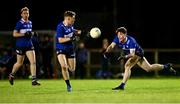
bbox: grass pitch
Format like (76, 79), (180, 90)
(0, 78), (180, 103)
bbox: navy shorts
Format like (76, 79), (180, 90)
(135, 51), (144, 58)
(56, 48), (75, 58)
(16, 47), (34, 55)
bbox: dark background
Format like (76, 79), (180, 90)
(0, 0), (179, 49)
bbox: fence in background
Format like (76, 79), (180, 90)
(0, 31), (180, 79)
(85, 49), (180, 78)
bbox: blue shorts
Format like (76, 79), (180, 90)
(135, 53), (144, 58)
(16, 46), (34, 55)
(56, 48), (75, 58)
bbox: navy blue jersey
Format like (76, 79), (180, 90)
(55, 22), (75, 50)
(14, 19), (33, 48)
(113, 35), (144, 57)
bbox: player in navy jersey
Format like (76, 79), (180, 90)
(8, 7), (40, 86)
(104, 27), (176, 90)
(56, 11), (81, 92)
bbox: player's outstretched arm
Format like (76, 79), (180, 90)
(13, 30), (25, 37)
(103, 42), (116, 59)
(58, 37), (74, 43)
(105, 42), (116, 53)
(117, 48), (136, 61)
(74, 29), (81, 36)
(58, 34), (77, 43)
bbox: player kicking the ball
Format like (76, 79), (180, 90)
(8, 7), (40, 86)
(55, 11), (81, 92)
(104, 27), (176, 90)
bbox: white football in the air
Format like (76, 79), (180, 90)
(90, 27), (101, 38)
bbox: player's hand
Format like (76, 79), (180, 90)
(117, 55), (126, 61)
(25, 31), (33, 37)
(33, 32), (38, 37)
(103, 52), (110, 59)
(74, 29), (81, 36)
(70, 35), (76, 42)
(76, 30), (81, 35)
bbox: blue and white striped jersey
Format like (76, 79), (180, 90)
(113, 35), (144, 57)
(14, 18), (33, 48)
(55, 22), (75, 50)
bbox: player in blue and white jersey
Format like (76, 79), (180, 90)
(8, 7), (40, 86)
(104, 27), (176, 90)
(56, 11), (81, 92)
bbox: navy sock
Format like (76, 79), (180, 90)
(65, 80), (71, 87)
(32, 75), (37, 82)
(120, 82), (125, 88)
(163, 64), (168, 70)
(163, 64), (171, 72)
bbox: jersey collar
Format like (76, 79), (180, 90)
(21, 18), (29, 23)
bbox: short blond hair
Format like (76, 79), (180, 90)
(20, 7), (29, 13)
(64, 11), (76, 18)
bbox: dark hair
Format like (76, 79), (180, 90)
(116, 27), (127, 34)
(20, 7), (29, 14)
(64, 11), (76, 17)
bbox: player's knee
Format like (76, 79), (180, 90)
(15, 62), (23, 67)
(125, 63), (131, 69)
(144, 67), (152, 72)
(124, 65), (131, 71)
(145, 69), (150, 72)
(69, 68), (75, 72)
(30, 62), (36, 66)
(61, 65), (68, 71)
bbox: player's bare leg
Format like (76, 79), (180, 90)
(9, 54), (25, 85)
(58, 54), (69, 80)
(58, 54), (72, 92)
(137, 57), (176, 74)
(112, 56), (140, 90)
(137, 57), (163, 72)
(26, 50), (40, 86)
(67, 58), (76, 76)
